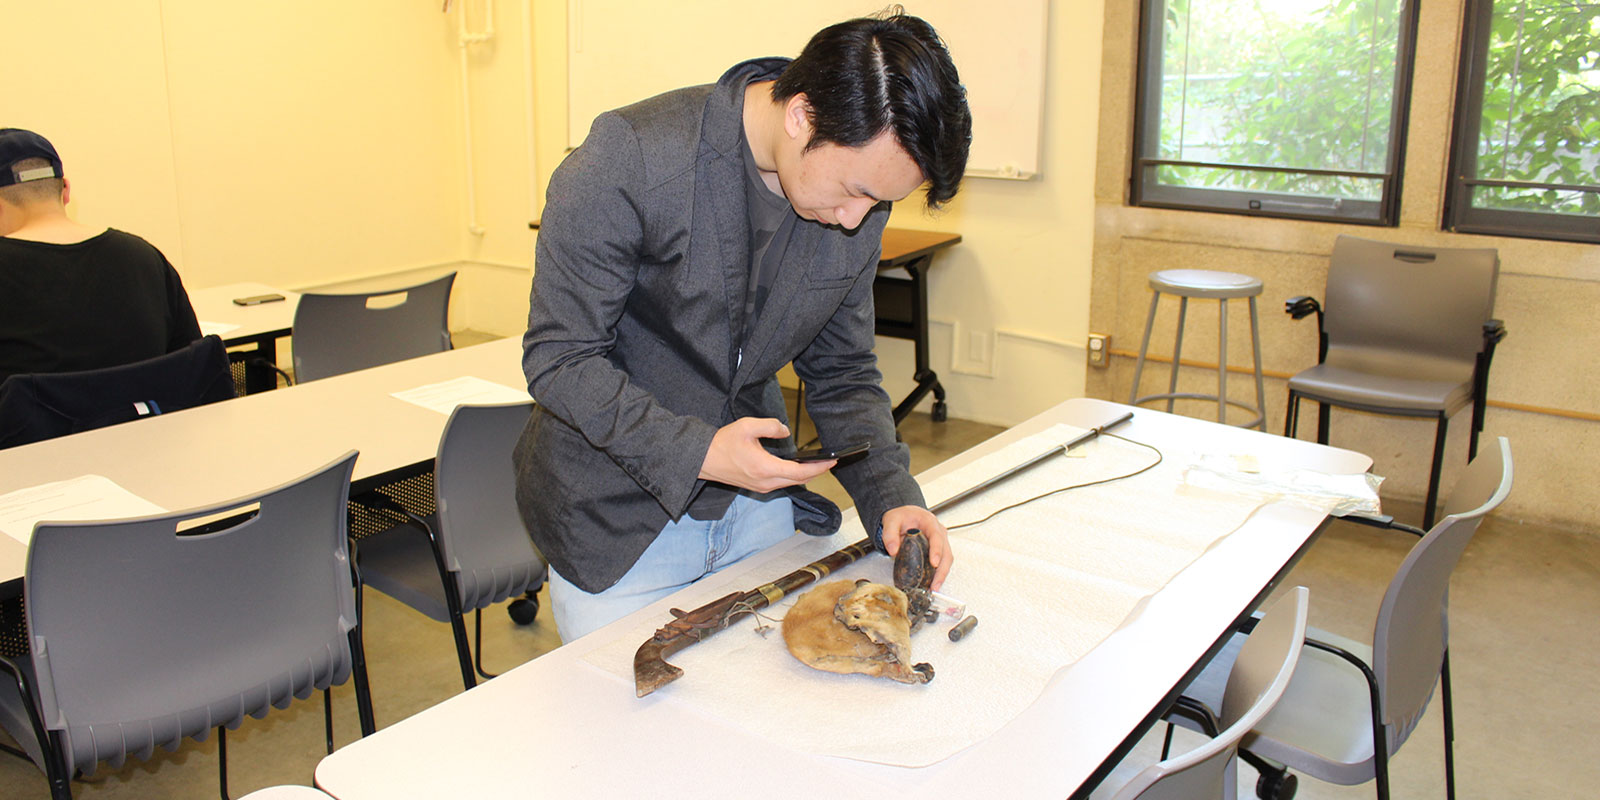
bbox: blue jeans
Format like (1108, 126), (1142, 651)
(547, 493), (795, 642)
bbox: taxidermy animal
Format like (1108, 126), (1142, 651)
(782, 579), (933, 684)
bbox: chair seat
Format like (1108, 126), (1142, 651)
(1288, 362), (1473, 415)
(357, 519), (453, 623)
(1149, 269), (1264, 299)
(1177, 626), (1384, 786)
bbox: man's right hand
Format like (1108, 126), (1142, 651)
(699, 417), (835, 493)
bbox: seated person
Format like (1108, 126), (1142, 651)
(0, 128), (200, 385)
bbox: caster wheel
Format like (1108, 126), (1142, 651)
(1256, 769), (1297, 800)
(507, 595), (540, 625)
(932, 401), (948, 423)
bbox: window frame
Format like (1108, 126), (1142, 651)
(1444, 0), (1600, 244)
(1128, 0), (1423, 226)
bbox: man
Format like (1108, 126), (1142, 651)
(514, 12), (973, 641)
(0, 128), (201, 384)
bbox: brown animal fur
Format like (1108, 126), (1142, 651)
(781, 580), (933, 684)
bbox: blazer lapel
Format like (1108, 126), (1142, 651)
(731, 221), (823, 388)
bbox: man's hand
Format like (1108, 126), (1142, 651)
(699, 417), (834, 493)
(881, 505), (953, 591)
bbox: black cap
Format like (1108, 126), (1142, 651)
(0, 128), (64, 188)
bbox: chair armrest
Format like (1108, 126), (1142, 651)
(1483, 319), (1507, 347)
(1336, 513), (1427, 538)
(1285, 296), (1322, 320)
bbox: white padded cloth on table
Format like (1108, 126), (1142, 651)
(585, 424), (1268, 767)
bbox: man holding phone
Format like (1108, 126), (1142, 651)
(514, 11), (971, 641)
(0, 128), (200, 385)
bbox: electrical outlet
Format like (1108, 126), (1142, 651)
(951, 321), (996, 377)
(1087, 333), (1109, 367)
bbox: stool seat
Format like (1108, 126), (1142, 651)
(1149, 269), (1264, 299)
(1130, 269), (1267, 430)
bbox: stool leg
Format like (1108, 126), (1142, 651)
(1249, 296), (1266, 431)
(1167, 297), (1188, 413)
(1217, 297), (1229, 424)
(1130, 291), (1161, 405)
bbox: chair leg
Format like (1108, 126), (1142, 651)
(1424, 417), (1449, 530)
(323, 688), (335, 755)
(348, 571), (377, 737)
(1315, 402), (1330, 446)
(217, 725), (230, 800)
(1285, 392), (1299, 438)
(446, 607), (477, 692)
(1442, 650), (1457, 800)
(1217, 297), (1229, 424)
(1167, 296), (1189, 414)
(1129, 291), (1161, 405)
(473, 608), (499, 681)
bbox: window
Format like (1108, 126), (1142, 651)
(1130, 0), (1420, 224)
(1446, 0), (1599, 244)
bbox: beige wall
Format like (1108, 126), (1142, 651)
(4, 0), (538, 335)
(1089, 0), (1600, 530)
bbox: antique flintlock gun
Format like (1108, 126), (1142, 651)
(632, 410), (1135, 697)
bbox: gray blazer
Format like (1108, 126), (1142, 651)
(514, 59), (923, 593)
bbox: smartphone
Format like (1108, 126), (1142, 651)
(787, 441), (871, 463)
(232, 293), (286, 306)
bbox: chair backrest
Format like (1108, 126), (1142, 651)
(24, 452), (360, 775)
(1112, 587), (1310, 800)
(1372, 436), (1512, 744)
(0, 334), (235, 449)
(291, 272), (455, 382)
(1322, 235), (1499, 375)
(433, 400), (545, 610)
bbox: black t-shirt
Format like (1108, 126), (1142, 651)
(0, 229), (202, 384)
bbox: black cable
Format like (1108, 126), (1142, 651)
(946, 432), (1164, 531)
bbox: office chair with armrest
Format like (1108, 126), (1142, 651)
(1098, 587), (1309, 800)
(0, 334), (235, 449)
(0, 452), (376, 800)
(1285, 235), (1503, 529)
(1172, 436), (1512, 800)
(354, 401), (548, 691)
(290, 272), (456, 382)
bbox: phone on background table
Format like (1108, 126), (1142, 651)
(232, 294), (286, 306)
(787, 441), (871, 463)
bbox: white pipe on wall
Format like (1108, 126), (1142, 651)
(458, 0), (495, 237)
(521, 0), (539, 222)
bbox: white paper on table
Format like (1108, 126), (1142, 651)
(0, 475), (168, 546)
(391, 376), (528, 415)
(198, 321), (241, 338)
(585, 424), (1274, 768)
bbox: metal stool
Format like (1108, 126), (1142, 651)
(1129, 269), (1267, 430)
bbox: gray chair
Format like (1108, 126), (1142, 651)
(0, 452), (375, 800)
(1103, 586), (1309, 800)
(290, 272), (456, 382)
(1175, 437), (1512, 800)
(354, 401), (547, 691)
(1285, 235), (1503, 529)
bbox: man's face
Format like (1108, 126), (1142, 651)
(773, 104), (925, 231)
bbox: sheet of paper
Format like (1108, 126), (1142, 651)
(0, 475), (168, 546)
(199, 320), (241, 338)
(391, 376), (528, 415)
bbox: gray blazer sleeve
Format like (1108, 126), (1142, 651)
(793, 234), (926, 547)
(522, 113), (718, 517)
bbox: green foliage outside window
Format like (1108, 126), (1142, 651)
(1470, 0), (1599, 217)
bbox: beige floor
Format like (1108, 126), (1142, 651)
(2, 409), (1596, 799)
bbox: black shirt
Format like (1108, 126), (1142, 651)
(0, 229), (202, 384)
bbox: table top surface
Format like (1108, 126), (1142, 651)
(878, 228), (962, 268)
(189, 282), (301, 344)
(0, 338), (527, 583)
(313, 397), (1370, 800)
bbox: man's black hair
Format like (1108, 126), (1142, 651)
(772, 9), (972, 209)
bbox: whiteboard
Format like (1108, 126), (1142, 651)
(566, 1), (1049, 180)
